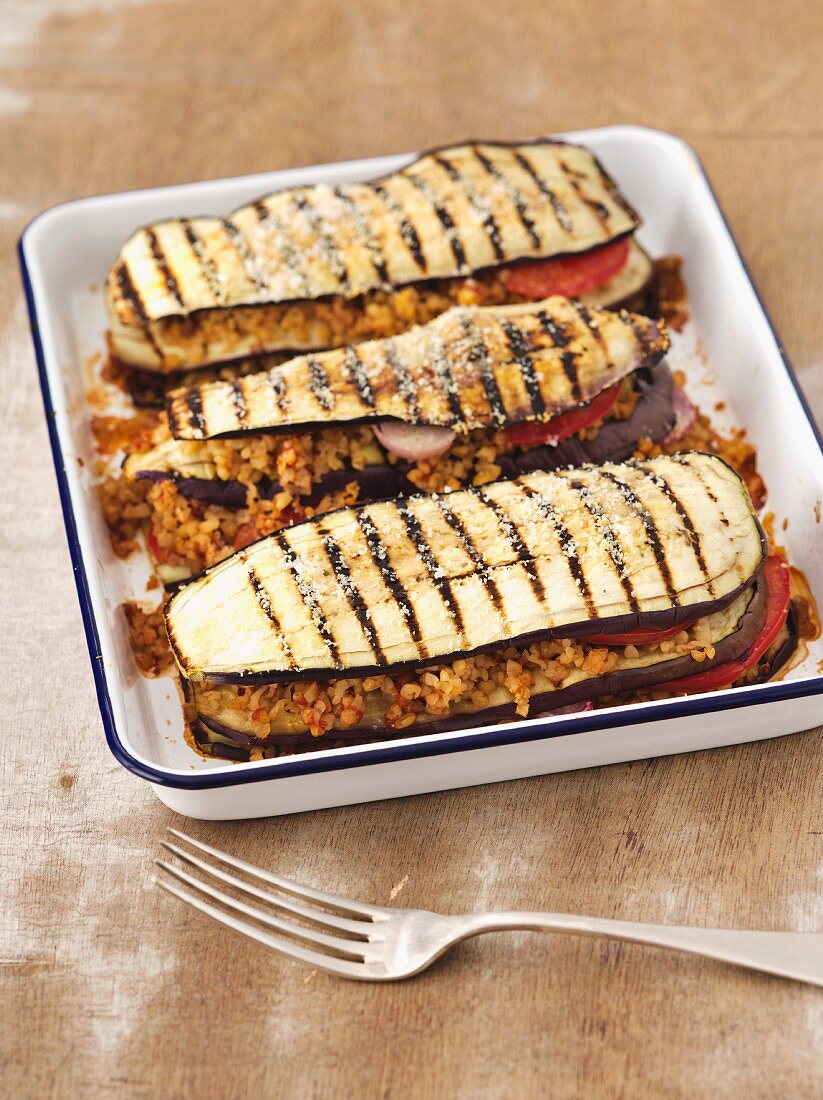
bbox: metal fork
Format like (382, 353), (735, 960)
(155, 829), (823, 985)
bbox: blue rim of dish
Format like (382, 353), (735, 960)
(18, 130), (823, 790)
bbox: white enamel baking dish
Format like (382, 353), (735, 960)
(19, 125), (823, 820)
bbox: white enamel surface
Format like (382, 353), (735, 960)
(20, 125), (823, 818)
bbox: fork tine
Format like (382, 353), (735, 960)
(161, 840), (372, 937)
(155, 877), (376, 980)
(156, 860), (371, 960)
(167, 828), (383, 919)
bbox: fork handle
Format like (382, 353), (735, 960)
(456, 912), (823, 987)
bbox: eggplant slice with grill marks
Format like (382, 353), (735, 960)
(166, 452), (766, 687)
(107, 140), (648, 373)
(126, 360), (675, 513)
(164, 297), (668, 441)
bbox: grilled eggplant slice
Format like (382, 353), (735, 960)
(165, 453), (766, 685)
(107, 140), (642, 372)
(165, 298), (667, 441)
(126, 362), (675, 514)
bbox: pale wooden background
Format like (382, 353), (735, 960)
(2, 2), (822, 1097)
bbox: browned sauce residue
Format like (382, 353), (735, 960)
(123, 600), (174, 677)
(790, 566), (820, 643)
(92, 411), (161, 456)
(654, 256), (689, 332)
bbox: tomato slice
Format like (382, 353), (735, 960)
(146, 527), (166, 564)
(233, 504), (306, 551)
(233, 521), (261, 552)
(505, 238), (631, 299)
(657, 556), (791, 694)
(504, 384), (621, 448)
(586, 622), (695, 647)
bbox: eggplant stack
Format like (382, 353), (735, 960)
(107, 140), (655, 373)
(124, 297), (676, 587)
(164, 453), (797, 761)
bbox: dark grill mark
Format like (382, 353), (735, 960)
(434, 153), (505, 262)
(270, 371), (288, 413)
(384, 339), (421, 420)
(404, 171), (468, 269)
(185, 386), (206, 437)
(560, 353), (581, 401)
(222, 217), (267, 292)
(571, 300), (607, 352)
(518, 482), (595, 617)
(512, 150), (573, 233)
(472, 146), (542, 249)
(501, 318), (545, 418)
(166, 399), (179, 437)
(247, 566), (295, 668)
(436, 498), (505, 621)
(601, 170), (639, 220)
(276, 534), (341, 667)
(115, 262), (148, 324)
(560, 164), (610, 229)
(474, 489), (544, 600)
(307, 356), (335, 411)
(230, 379), (248, 425)
(621, 309), (652, 353)
(293, 193), (351, 293)
(344, 347), (375, 408)
(537, 310), (580, 401)
(372, 182), (427, 271)
(629, 461), (715, 588)
(537, 310), (571, 347)
(182, 219), (224, 303)
(115, 262), (164, 361)
(600, 471), (678, 604)
(584, 197), (611, 224)
(332, 186), (391, 284)
(358, 513), (426, 658)
(568, 477), (640, 613)
(463, 316), (508, 426)
(430, 339), (464, 425)
(668, 454), (728, 524)
(651, 459), (721, 572)
(398, 504), (465, 642)
(145, 228), (184, 309)
(322, 530), (386, 665)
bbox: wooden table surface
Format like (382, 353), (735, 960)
(2, 2), (822, 1096)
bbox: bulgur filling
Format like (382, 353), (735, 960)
(99, 374), (647, 578)
(148, 268), (518, 372)
(193, 612), (731, 743)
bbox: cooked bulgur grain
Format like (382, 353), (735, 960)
(123, 601), (174, 677)
(193, 620), (725, 743)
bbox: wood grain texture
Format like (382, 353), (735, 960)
(1, 2), (821, 1097)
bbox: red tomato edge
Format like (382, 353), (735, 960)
(655, 556), (791, 694)
(504, 383), (621, 448)
(505, 238), (631, 299)
(586, 621), (691, 647)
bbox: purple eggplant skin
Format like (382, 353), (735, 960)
(195, 575), (778, 757)
(146, 361), (674, 514)
(500, 362), (674, 473)
(732, 601), (798, 688)
(133, 469), (249, 507)
(207, 739), (252, 761)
